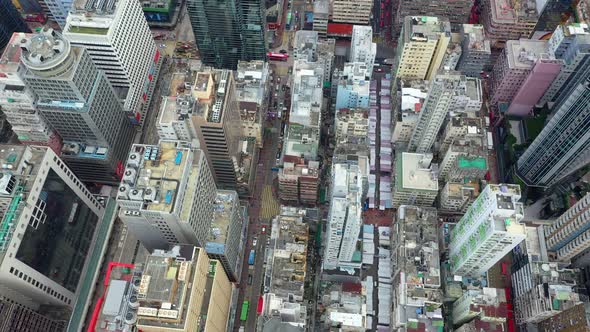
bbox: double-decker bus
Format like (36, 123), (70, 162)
(240, 301), (250, 321)
(285, 12), (292, 29)
(268, 52), (289, 61)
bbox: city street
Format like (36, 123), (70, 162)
(233, 65), (287, 331)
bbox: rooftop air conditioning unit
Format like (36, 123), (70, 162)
(122, 168), (137, 185)
(117, 184), (130, 200)
(127, 153), (140, 168)
(144, 187), (157, 202)
(129, 189), (144, 201)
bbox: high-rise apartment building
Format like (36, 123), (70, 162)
(0, 297), (65, 332)
(439, 137), (488, 181)
(0, 33), (60, 152)
(235, 60), (269, 147)
(452, 288), (508, 326)
(408, 72), (482, 153)
(313, 0), (329, 37)
(135, 245), (232, 332)
(392, 80), (429, 145)
(449, 184), (525, 276)
(391, 206), (443, 330)
(392, 153), (439, 208)
(439, 181), (480, 213)
(64, 0), (160, 125)
(490, 39), (561, 116)
(191, 70), (242, 189)
(324, 163), (366, 270)
(512, 260), (582, 324)
(0, 1), (29, 50)
(334, 108), (369, 145)
(544, 193), (590, 262)
(350, 26), (376, 75)
(331, 0), (373, 24)
(278, 157), (320, 205)
(335, 62), (371, 110)
(205, 190), (244, 282)
(534, 0), (575, 32)
(187, 0), (266, 69)
(394, 0), (474, 33)
(396, 16), (451, 80)
(480, 0), (539, 42)
(439, 116), (483, 155)
(541, 23), (590, 109)
(117, 141), (217, 251)
(42, 0), (72, 28)
(457, 24), (492, 77)
(289, 60), (324, 128)
(0, 145), (105, 309)
(515, 78), (590, 187)
(20, 28), (134, 184)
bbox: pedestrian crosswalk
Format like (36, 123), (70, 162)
(260, 185), (280, 221)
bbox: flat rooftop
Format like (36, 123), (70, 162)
(290, 61), (323, 127)
(268, 207), (309, 299)
(284, 124), (320, 158)
(404, 16), (450, 43)
(393, 206), (443, 329)
(462, 24), (491, 53)
(490, 0), (538, 22)
(398, 153), (438, 192)
(208, 190), (238, 246)
(137, 245), (197, 329)
(0, 33), (31, 74)
(446, 181), (481, 199)
(119, 142), (202, 221)
(506, 39), (552, 70)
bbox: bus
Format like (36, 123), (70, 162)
(267, 52), (289, 61)
(240, 301), (250, 321)
(248, 250), (256, 265)
(285, 12), (292, 29)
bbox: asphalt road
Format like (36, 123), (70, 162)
(233, 66), (287, 331)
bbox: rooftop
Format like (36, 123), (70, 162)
(118, 142), (202, 221)
(506, 39), (555, 70)
(136, 245), (199, 329)
(71, 0), (120, 15)
(398, 153), (438, 192)
(0, 33), (31, 74)
(313, 0), (329, 15)
(280, 158), (320, 179)
(393, 206), (444, 330)
(462, 24), (491, 53)
(207, 190), (237, 247)
(19, 28), (70, 71)
(268, 207), (309, 300)
(445, 181), (481, 199)
(283, 124), (320, 159)
(403, 16), (451, 44)
(490, 0), (538, 22)
(236, 60), (268, 104)
(192, 71), (232, 123)
(290, 60), (323, 128)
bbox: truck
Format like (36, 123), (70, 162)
(487, 132), (493, 150)
(248, 249), (256, 265)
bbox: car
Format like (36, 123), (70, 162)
(281, 85), (286, 91)
(261, 226), (266, 234)
(279, 49), (287, 54)
(248, 275), (253, 285)
(266, 238), (270, 246)
(253, 238), (257, 246)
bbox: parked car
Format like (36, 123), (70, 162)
(279, 49), (287, 54)
(253, 237), (257, 246)
(261, 226), (266, 234)
(248, 275), (253, 285)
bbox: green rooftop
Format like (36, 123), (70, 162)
(67, 26), (109, 35)
(458, 156), (487, 170)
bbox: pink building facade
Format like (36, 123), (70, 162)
(490, 40), (560, 116)
(506, 58), (561, 116)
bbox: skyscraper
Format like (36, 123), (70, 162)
(0, 1), (29, 50)
(117, 141), (217, 251)
(350, 26), (376, 75)
(0, 145), (105, 309)
(0, 32), (61, 152)
(396, 16), (451, 81)
(516, 78), (590, 187)
(457, 24), (492, 77)
(394, 0), (474, 33)
(64, 0), (160, 126)
(544, 193), (590, 262)
(187, 0), (266, 69)
(324, 162), (366, 270)
(42, 0), (72, 28)
(192, 70), (242, 189)
(450, 184), (525, 277)
(541, 23), (590, 109)
(408, 72), (481, 153)
(20, 28), (135, 184)
(331, 0), (373, 24)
